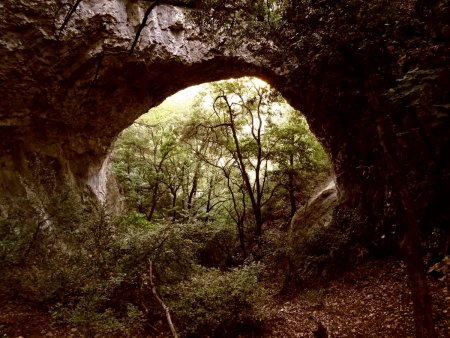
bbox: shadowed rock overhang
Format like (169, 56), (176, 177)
(0, 1), (448, 235)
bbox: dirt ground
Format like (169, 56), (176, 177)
(266, 260), (449, 337)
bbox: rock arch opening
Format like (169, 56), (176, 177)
(0, 1), (448, 336)
(110, 76), (332, 241)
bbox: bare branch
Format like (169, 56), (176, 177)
(147, 259), (179, 338)
(133, 121), (159, 128)
(261, 183), (282, 207)
(196, 122), (232, 129)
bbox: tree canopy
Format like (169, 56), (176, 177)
(111, 77), (331, 254)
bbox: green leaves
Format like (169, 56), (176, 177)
(111, 77), (330, 239)
(168, 262), (266, 336)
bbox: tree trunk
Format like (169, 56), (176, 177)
(205, 177), (213, 222)
(187, 162), (201, 210)
(237, 220), (247, 258)
(375, 115), (436, 338)
(225, 97), (262, 237)
(366, 76), (436, 337)
(147, 259), (178, 338)
(403, 227), (437, 338)
(288, 153), (297, 218)
(170, 188), (177, 221)
(254, 207), (263, 237)
(147, 183), (160, 221)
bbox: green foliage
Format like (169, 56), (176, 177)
(267, 108), (331, 214)
(167, 262), (267, 337)
(289, 206), (370, 282)
(0, 172), (93, 301)
(1, 78), (332, 336)
(52, 299), (145, 337)
(111, 122), (187, 220)
(386, 67), (449, 127)
(0, 163), (242, 335)
(192, 0), (416, 51)
(112, 77), (331, 255)
(115, 216), (200, 285)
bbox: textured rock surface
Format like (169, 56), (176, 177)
(0, 0), (279, 201)
(290, 178), (338, 233)
(0, 0), (448, 239)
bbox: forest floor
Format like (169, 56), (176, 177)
(265, 259), (449, 337)
(1, 259), (448, 338)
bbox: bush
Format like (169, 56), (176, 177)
(1, 187), (243, 334)
(52, 298), (146, 337)
(167, 262), (267, 337)
(0, 187), (90, 301)
(0, 162), (255, 336)
(288, 205), (370, 283)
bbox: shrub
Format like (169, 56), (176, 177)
(0, 162), (249, 336)
(52, 298), (146, 337)
(288, 205), (370, 283)
(167, 262), (267, 337)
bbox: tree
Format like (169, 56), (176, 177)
(112, 77), (331, 256)
(268, 109), (331, 219)
(190, 78), (282, 238)
(111, 122), (181, 221)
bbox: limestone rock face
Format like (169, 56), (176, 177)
(0, 0), (448, 238)
(290, 178), (339, 234)
(0, 0), (278, 201)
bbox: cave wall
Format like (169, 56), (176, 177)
(0, 0), (448, 241)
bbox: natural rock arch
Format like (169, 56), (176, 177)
(1, 2), (282, 198)
(0, 1), (392, 205)
(1, 2), (448, 336)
